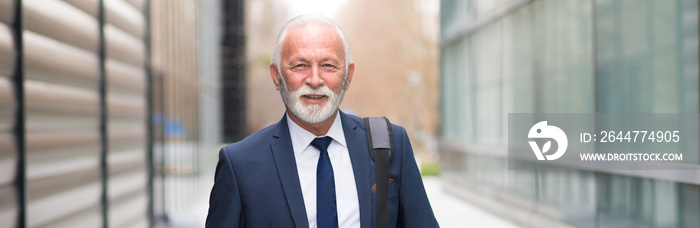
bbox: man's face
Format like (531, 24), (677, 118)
(272, 24), (354, 124)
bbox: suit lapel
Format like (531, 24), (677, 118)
(341, 111), (373, 228)
(270, 115), (309, 228)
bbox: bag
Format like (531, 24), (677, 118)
(364, 117), (393, 228)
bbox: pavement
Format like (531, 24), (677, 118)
(422, 177), (521, 228)
(167, 176), (521, 228)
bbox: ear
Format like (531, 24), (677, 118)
(345, 62), (355, 90)
(270, 63), (280, 91)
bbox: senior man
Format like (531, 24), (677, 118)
(206, 15), (439, 228)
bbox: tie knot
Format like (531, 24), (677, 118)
(310, 136), (333, 152)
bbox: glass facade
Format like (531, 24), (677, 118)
(439, 0), (699, 227)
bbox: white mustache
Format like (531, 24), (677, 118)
(295, 85), (334, 98)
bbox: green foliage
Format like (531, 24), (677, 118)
(421, 161), (440, 176)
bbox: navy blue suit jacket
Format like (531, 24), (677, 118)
(206, 111), (439, 228)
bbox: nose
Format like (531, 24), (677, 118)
(305, 65), (323, 88)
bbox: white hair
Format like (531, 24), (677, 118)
(271, 14), (352, 81)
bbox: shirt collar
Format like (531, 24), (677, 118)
(286, 111), (347, 157)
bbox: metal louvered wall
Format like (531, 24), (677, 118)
(1, 0), (231, 227)
(103, 0), (149, 227)
(24, 0), (101, 226)
(1, 0), (150, 227)
(0, 0), (18, 227)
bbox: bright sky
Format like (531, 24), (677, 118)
(281, 0), (350, 18)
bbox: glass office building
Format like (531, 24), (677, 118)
(439, 0), (699, 227)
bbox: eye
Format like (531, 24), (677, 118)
(322, 63), (334, 68)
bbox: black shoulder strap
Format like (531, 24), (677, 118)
(364, 117), (393, 228)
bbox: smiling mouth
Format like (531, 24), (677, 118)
(303, 95), (326, 99)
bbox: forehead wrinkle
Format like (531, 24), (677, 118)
(281, 24), (345, 64)
(289, 48), (341, 63)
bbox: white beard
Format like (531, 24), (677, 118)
(280, 80), (345, 124)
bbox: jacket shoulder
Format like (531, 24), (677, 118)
(342, 112), (365, 128)
(350, 114), (406, 136)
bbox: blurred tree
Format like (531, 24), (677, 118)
(336, 0), (440, 161)
(244, 0), (289, 136)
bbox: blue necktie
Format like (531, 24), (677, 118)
(311, 136), (338, 228)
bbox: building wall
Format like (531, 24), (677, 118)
(149, 0), (227, 225)
(440, 0), (699, 227)
(0, 0), (149, 227)
(0, 0), (228, 227)
(221, 0), (247, 143)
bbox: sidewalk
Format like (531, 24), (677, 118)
(169, 176), (521, 227)
(422, 177), (521, 228)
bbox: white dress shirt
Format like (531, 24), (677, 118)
(287, 112), (361, 228)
